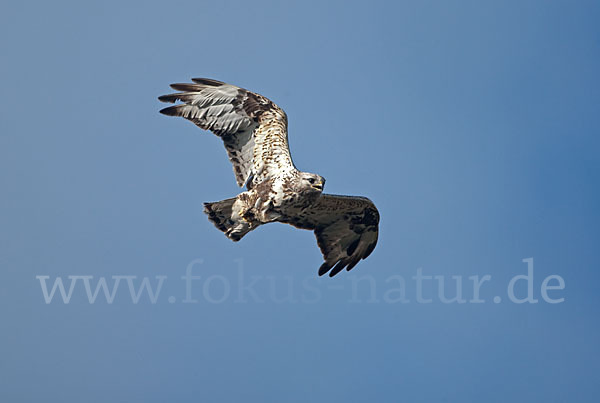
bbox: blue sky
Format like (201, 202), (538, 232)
(1, 1), (599, 402)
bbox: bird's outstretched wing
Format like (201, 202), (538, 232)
(158, 78), (294, 187)
(282, 195), (380, 277)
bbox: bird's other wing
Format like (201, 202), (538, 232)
(158, 78), (294, 187)
(282, 195), (380, 277)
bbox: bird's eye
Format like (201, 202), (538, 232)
(308, 178), (315, 184)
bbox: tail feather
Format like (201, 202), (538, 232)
(203, 197), (254, 241)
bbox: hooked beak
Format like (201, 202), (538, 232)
(311, 178), (325, 191)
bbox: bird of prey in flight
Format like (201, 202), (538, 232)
(159, 78), (379, 277)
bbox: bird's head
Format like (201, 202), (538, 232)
(300, 172), (326, 194)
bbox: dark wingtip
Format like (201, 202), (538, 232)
(346, 238), (360, 257)
(170, 83), (201, 92)
(329, 261), (346, 277)
(159, 105), (180, 116)
(346, 257), (361, 272)
(191, 78), (225, 86)
(318, 262), (331, 276)
(158, 94), (175, 103)
(363, 241), (377, 260)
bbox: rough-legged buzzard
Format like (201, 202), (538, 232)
(159, 78), (379, 277)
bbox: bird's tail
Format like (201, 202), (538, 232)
(203, 197), (256, 242)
